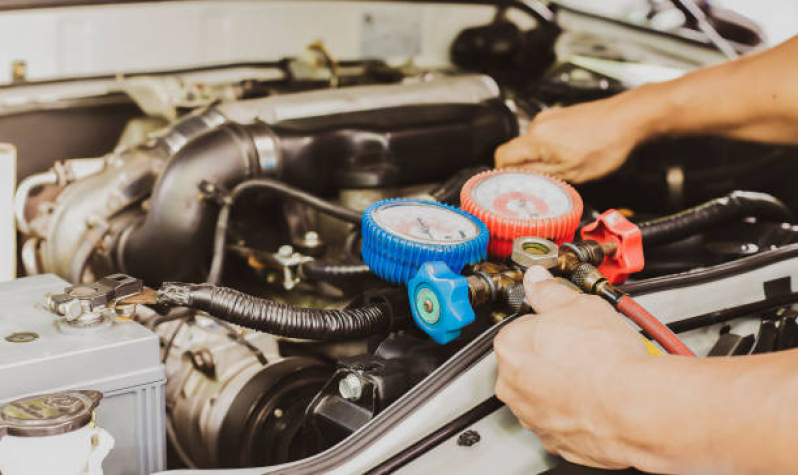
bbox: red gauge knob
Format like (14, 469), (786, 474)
(460, 169), (583, 259)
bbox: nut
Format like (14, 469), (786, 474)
(303, 231), (321, 247)
(510, 237), (558, 270)
(338, 373), (364, 402)
(62, 300), (85, 321)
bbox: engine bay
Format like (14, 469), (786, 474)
(4, 2), (798, 474)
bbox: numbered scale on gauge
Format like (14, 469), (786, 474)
(371, 202), (479, 244)
(361, 199), (489, 284)
(461, 169), (583, 259)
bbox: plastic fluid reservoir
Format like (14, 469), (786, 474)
(0, 390), (114, 475)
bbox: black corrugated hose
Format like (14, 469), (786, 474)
(157, 282), (391, 341)
(300, 261), (373, 282)
(639, 191), (794, 248)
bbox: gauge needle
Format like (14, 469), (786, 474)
(522, 200), (539, 219)
(417, 218), (434, 239)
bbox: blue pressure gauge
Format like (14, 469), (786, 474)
(361, 199), (489, 285)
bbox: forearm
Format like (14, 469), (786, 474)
(609, 351), (798, 474)
(616, 36), (798, 145)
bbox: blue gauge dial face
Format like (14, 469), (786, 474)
(372, 202), (479, 245)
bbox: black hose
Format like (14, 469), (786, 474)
(301, 261), (373, 282)
(227, 179), (362, 224)
(206, 177), (362, 285)
(639, 191), (793, 248)
(157, 282), (391, 341)
(121, 123), (260, 284)
(344, 228), (363, 262)
(429, 166), (490, 205)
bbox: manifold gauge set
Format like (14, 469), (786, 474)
(361, 169), (587, 344)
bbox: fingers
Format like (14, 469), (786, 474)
(495, 136), (535, 168)
(523, 266), (581, 313)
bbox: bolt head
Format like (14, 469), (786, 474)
(278, 245), (294, 257)
(63, 300), (84, 321)
(303, 231), (320, 246)
(338, 373), (364, 401)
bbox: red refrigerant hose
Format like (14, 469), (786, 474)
(617, 296), (696, 357)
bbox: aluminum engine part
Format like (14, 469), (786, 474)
(215, 74), (501, 125)
(25, 75), (501, 284)
(24, 106), (226, 281)
(155, 312), (332, 468)
(31, 147), (163, 281)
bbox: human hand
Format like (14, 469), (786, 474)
(495, 98), (647, 183)
(493, 266), (651, 468)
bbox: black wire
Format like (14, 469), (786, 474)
(210, 316), (269, 365)
(668, 293), (798, 334)
(365, 397), (504, 475)
(147, 307), (193, 329)
(231, 178), (362, 223)
(389, 0), (555, 24)
(206, 177), (362, 285)
(162, 317), (189, 364)
(344, 228), (363, 262)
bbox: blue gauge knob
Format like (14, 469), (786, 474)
(361, 199), (489, 284)
(408, 261), (475, 344)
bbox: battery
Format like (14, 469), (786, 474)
(0, 274), (165, 475)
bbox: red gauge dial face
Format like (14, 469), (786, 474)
(471, 172), (573, 219)
(372, 202), (479, 245)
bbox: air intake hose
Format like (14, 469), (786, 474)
(157, 282), (391, 340)
(119, 100), (516, 285)
(639, 190), (793, 247)
(119, 123), (260, 284)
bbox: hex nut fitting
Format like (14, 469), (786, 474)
(511, 237), (559, 270)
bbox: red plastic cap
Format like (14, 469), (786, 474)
(461, 169), (583, 259)
(580, 209), (644, 284)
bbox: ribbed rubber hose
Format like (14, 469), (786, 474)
(157, 283), (390, 340)
(301, 261), (373, 282)
(639, 190), (793, 248)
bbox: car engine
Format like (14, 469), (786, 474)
(4, 2), (798, 474)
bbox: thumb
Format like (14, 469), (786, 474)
(523, 266), (581, 313)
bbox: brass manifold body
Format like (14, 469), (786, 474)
(464, 238), (625, 314)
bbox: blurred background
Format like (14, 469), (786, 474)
(0, 0), (795, 84)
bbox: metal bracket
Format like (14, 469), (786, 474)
(44, 274), (144, 324)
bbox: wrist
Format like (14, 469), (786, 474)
(610, 82), (680, 143)
(604, 355), (680, 473)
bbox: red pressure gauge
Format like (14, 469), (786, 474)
(461, 169), (583, 259)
